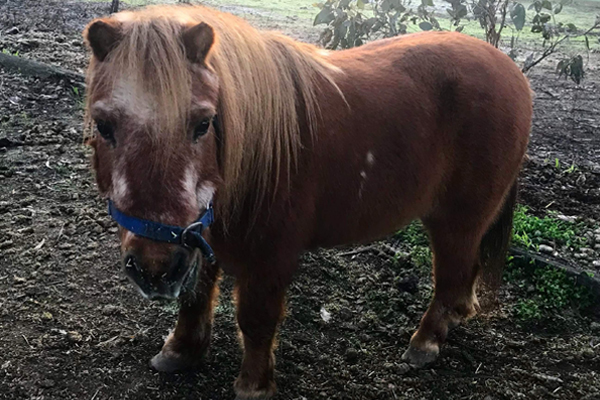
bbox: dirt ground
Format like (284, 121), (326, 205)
(1, 1), (600, 399)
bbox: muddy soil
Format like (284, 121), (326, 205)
(1, 1), (599, 399)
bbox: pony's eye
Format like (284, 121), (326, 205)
(193, 118), (211, 142)
(96, 120), (115, 143)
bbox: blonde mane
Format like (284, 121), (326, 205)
(85, 4), (343, 221)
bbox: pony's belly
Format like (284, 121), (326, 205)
(311, 193), (425, 249)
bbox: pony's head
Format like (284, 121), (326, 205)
(83, 5), (341, 300)
(83, 12), (221, 300)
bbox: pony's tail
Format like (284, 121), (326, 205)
(479, 181), (518, 293)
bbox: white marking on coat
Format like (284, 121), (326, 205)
(112, 170), (130, 206)
(182, 166), (199, 210)
(112, 76), (155, 122)
(358, 170), (367, 200)
(122, 230), (135, 247)
(366, 151), (375, 167)
(182, 166), (215, 211)
(196, 182), (216, 209)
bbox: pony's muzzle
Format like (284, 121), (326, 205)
(122, 247), (198, 300)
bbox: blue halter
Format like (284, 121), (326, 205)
(107, 200), (216, 264)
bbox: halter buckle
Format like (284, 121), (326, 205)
(181, 221), (205, 248)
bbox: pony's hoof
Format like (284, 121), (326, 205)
(401, 344), (439, 368)
(150, 350), (200, 373)
(234, 378), (276, 399)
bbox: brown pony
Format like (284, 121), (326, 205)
(83, 4), (531, 399)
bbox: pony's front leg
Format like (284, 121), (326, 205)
(151, 259), (221, 372)
(233, 268), (289, 399)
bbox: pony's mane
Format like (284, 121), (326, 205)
(85, 5), (343, 221)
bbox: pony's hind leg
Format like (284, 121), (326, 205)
(150, 259), (221, 372)
(402, 220), (484, 367)
(233, 268), (289, 399)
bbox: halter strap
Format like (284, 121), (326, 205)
(107, 200), (216, 264)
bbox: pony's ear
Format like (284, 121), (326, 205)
(84, 19), (122, 62)
(182, 22), (215, 64)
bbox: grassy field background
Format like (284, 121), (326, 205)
(80, 0), (600, 48)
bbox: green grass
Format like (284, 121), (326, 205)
(396, 221), (429, 247)
(75, 0), (598, 51)
(506, 257), (594, 320)
(396, 204), (588, 257)
(512, 205), (587, 251)
(396, 204), (589, 270)
(395, 221), (432, 271)
(395, 208), (593, 320)
(2, 48), (20, 56)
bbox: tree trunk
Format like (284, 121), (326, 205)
(0, 52), (85, 86)
(110, 0), (119, 14)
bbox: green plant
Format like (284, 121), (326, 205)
(314, 0), (441, 49)
(563, 161), (577, 174)
(515, 298), (542, 319)
(409, 246), (432, 270)
(314, 0), (600, 81)
(512, 205), (587, 250)
(2, 48), (19, 56)
(507, 258), (593, 320)
(396, 222), (432, 270)
(506, 256), (594, 319)
(71, 86), (85, 110)
(396, 221), (429, 247)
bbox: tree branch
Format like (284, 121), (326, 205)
(521, 21), (600, 73)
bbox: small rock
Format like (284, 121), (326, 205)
(0, 240), (13, 250)
(337, 307), (352, 321)
(397, 276), (419, 294)
(67, 331), (82, 343)
(593, 260), (600, 268)
(582, 349), (595, 359)
(102, 305), (123, 316)
(319, 307), (331, 323)
(345, 349), (359, 363)
(526, 284), (535, 293)
(39, 379), (55, 388)
(531, 386), (550, 397)
(5, 27), (19, 35)
(556, 214), (576, 223)
(581, 247), (593, 254)
(41, 311), (53, 321)
(590, 322), (600, 333)
(539, 244), (554, 254)
(396, 362), (411, 374)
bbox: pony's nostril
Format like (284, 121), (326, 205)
(124, 254), (137, 270)
(169, 250), (189, 282)
(171, 251), (187, 269)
